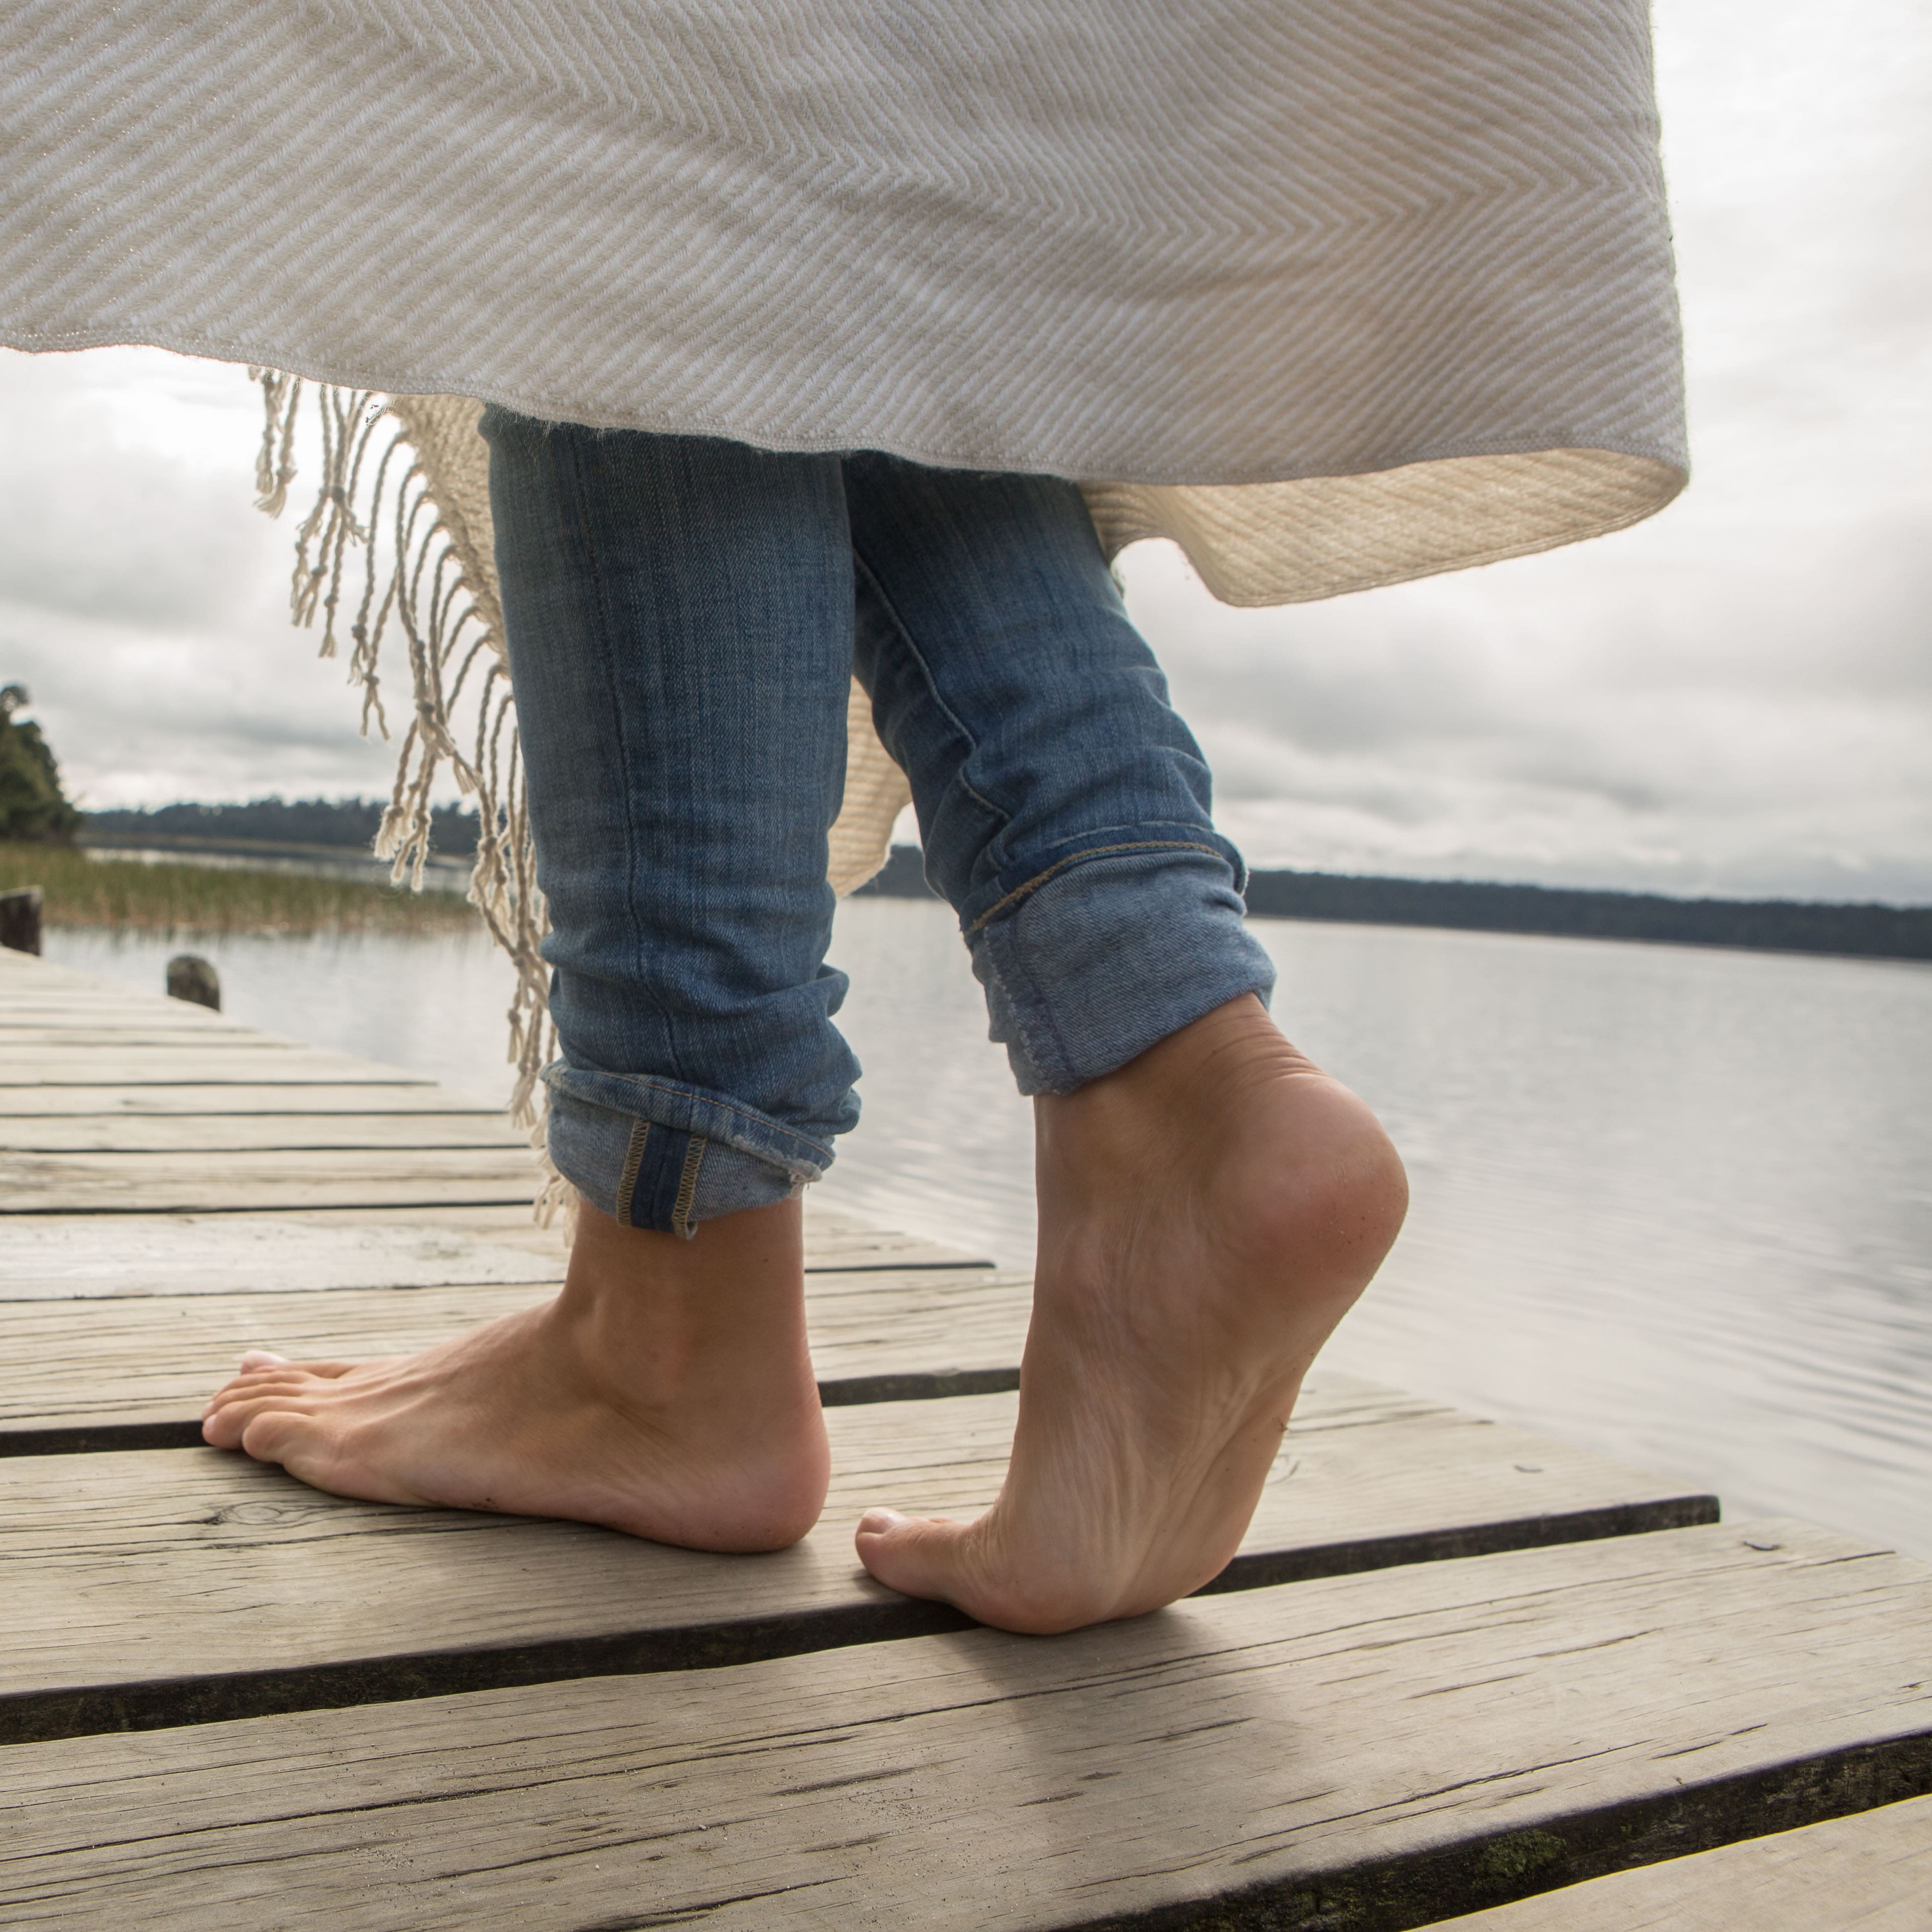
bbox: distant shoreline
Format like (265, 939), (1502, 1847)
(74, 810), (1932, 964)
(855, 846), (1932, 965)
(77, 830), (470, 885)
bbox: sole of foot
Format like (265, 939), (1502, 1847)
(855, 994), (1408, 1633)
(201, 1196), (830, 1553)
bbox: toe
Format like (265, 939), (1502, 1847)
(205, 1369), (315, 1418)
(858, 1508), (1129, 1636)
(242, 1411), (422, 1508)
(206, 1361), (357, 1413)
(237, 1407), (322, 1467)
(855, 1509), (983, 1611)
(202, 1382), (322, 1450)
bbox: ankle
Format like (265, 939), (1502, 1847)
(1034, 995), (1407, 1295)
(553, 1198), (815, 1411)
(1036, 996), (1316, 1182)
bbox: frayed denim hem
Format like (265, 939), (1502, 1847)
(543, 1067), (825, 1239)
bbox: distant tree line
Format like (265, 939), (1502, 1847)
(0, 685), (81, 841)
(83, 796), (482, 856)
(1239, 869), (1932, 962)
(61, 801), (1932, 965)
(859, 845), (1932, 964)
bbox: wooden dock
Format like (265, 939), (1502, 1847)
(2, 940), (1926, 1928)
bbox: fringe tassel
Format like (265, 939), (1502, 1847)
(251, 370), (572, 1231)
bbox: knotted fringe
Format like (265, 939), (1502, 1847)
(251, 370), (572, 1230)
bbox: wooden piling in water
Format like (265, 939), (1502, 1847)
(164, 953), (220, 1010)
(0, 886), (42, 956)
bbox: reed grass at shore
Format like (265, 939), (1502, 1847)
(0, 842), (480, 936)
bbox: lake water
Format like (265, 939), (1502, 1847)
(51, 903), (1932, 1561)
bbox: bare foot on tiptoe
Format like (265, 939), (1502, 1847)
(856, 994), (1408, 1632)
(201, 1197), (829, 1552)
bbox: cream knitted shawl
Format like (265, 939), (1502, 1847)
(3, 0), (1686, 1199)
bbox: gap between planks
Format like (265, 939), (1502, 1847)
(0, 1267), (1036, 1451)
(0, 1522), (1924, 1932)
(0, 1379), (1715, 1745)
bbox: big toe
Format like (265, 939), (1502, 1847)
(855, 1508), (979, 1606)
(858, 1508), (1137, 1636)
(237, 1406), (318, 1465)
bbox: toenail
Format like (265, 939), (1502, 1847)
(858, 1508), (908, 1535)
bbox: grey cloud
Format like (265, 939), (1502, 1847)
(0, 370), (269, 631)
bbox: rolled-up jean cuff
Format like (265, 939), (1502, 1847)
(969, 845), (1277, 1095)
(542, 1064), (830, 1239)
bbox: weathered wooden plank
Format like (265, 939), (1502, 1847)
(0, 1112), (532, 1152)
(219, 1200), (596, 1231)
(0, 1524), (1922, 1930)
(0, 1024), (279, 1045)
(0, 1383), (1716, 1743)
(0, 1006), (248, 1029)
(0, 1205), (987, 1304)
(0, 1084), (510, 1115)
(0, 956), (147, 995)
(0, 1049), (435, 1085)
(0, 1145), (544, 1214)
(798, 1200), (993, 1271)
(0, 1266), (1035, 1443)
(0, 1219), (566, 1300)
(1432, 1792), (1932, 1929)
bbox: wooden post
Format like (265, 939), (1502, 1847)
(0, 886), (43, 955)
(166, 953), (221, 1011)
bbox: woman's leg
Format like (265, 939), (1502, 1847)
(841, 456), (1409, 1631)
(202, 421), (861, 1550)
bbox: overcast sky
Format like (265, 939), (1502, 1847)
(2, 0), (1927, 903)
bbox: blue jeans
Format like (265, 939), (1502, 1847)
(482, 413), (1276, 1236)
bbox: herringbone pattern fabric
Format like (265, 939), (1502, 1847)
(4, 0), (1685, 602)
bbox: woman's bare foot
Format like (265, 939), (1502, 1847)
(201, 1197), (829, 1552)
(855, 995), (1407, 1631)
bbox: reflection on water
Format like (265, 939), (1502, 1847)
(50, 926), (523, 1108)
(50, 905), (1932, 1559)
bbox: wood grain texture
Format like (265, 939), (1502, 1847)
(0, 1049), (437, 1085)
(0, 1204), (986, 1305)
(0, 1524), (1923, 1931)
(0, 1218), (566, 1299)
(0, 1145), (544, 1213)
(0, 975), (215, 1014)
(0, 1266), (1035, 1443)
(0, 1111), (529, 1152)
(0, 1084), (508, 1115)
(0, 1381), (1716, 1744)
(1433, 1792), (1932, 1930)
(0, 1024), (281, 1045)
(0, 959), (989, 1267)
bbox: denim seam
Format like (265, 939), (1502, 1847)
(670, 1135), (706, 1240)
(613, 1118), (650, 1229)
(554, 1070), (835, 1170)
(965, 839), (1226, 936)
(850, 550), (1011, 832)
(566, 435), (685, 1082)
(978, 918), (1074, 1093)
